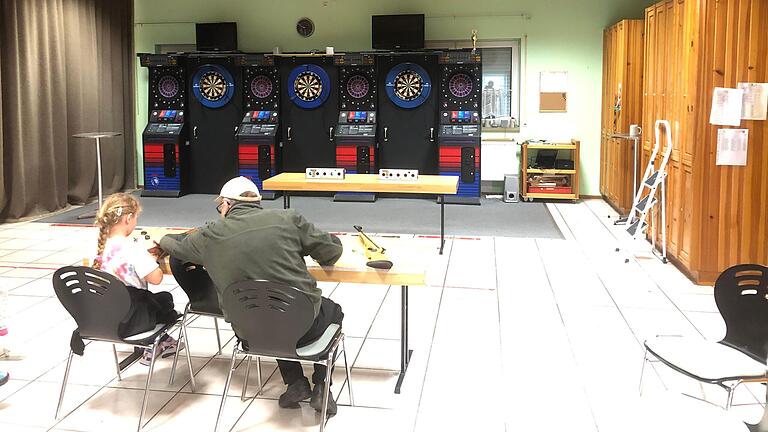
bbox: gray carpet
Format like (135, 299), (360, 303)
(36, 194), (563, 239)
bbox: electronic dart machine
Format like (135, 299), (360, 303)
(186, 53), (242, 194)
(139, 54), (189, 197)
(438, 50), (482, 205)
(236, 54), (281, 199)
(377, 52), (439, 175)
(279, 56), (338, 173)
(334, 53), (377, 202)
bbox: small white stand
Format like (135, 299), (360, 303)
(73, 132), (122, 220)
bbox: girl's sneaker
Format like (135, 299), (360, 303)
(139, 335), (180, 366)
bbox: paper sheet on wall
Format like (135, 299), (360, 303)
(716, 129), (749, 166)
(709, 87), (744, 126)
(738, 82), (768, 120)
(539, 71), (568, 93)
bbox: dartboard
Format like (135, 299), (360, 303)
(158, 75), (180, 99)
(346, 75), (370, 99)
(448, 73), (473, 98)
(287, 64), (330, 109)
(192, 64), (235, 108)
(294, 71), (323, 102)
(385, 63), (431, 109)
(199, 71), (227, 101)
(394, 70), (424, 101)
(250, 75), (273, 99)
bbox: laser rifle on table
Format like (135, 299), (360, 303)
(353, 225), (393, 270)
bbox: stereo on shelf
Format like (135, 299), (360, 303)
(379, 169), (419, 181)
(305, 168), (346, 180)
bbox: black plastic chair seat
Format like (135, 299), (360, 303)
(188, 298), (223, 316)
(121, 322), (178, 346)
(645, 336), (767, 383)
(290, 323), (341, 362)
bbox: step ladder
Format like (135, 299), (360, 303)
(616, 120), (672, 263)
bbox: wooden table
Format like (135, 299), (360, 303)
(140, 228), (426, 394)
(262, 173), (458, 254)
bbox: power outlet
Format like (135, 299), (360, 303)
(306, 167), (346, 180)
(379, 169), (419, 182)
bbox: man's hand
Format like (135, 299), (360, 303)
(148, 241), (169, 259)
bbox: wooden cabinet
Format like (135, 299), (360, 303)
(601, 20), (644, 215)
(641, 0), (767, 284)
(521, 140), (580, 201)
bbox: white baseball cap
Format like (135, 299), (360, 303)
(217, 176), (262, 202)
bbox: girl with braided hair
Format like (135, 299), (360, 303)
(93, 193), (180, 365)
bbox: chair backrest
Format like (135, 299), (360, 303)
(222, 280), (315, 358)
(715, 264), (768, 362)
(52, 266), (131, 341)
(169, 257), (222, 315)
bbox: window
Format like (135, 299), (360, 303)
(426, 39), (521, 131)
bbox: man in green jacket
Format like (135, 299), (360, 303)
(159, 176), (344, 415)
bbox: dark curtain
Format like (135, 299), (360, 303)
(0, 0), (135, 221)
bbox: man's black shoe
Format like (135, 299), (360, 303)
(310, 382), (337, 416)
(278, 377), (311, 408)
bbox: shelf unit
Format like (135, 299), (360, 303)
(521, 139), (580, 201)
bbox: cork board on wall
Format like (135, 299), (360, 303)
(540, 71), (568, 112)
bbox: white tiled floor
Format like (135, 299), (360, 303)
(0, 199), (762, 431)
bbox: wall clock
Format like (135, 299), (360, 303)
(296, 18), (314, 38)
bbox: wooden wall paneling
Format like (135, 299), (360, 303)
(600, 19), (644, 214)
(679, 0), (768, 283)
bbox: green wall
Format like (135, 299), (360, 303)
(134, 0), (651, 195)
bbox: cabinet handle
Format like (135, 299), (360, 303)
(193, 126), (198, 139)
(429, 127), (435, 142)
(287, 127), (292, 141)
(384, 127), (388, 142)
(329, 127), (334, 141)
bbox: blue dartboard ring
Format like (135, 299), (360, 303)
(192, 64), (235, 109)
(385, 62), (431, 109)
(288, 64), (331, 109)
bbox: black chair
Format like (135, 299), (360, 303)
(168, 258), (226, 385)
(640, 264), (768, 408)
(214, 280), (353, 432)
(52, 266), (196, 431)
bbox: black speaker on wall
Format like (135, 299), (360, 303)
(460, 146), (476, 184)
(357, 146), (371, 174)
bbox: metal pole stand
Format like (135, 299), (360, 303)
(73, 132), (122, 220)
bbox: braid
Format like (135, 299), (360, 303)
(92, 192), (141, 269)
(93, 221), (109, 269)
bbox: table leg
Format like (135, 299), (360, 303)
(439, 195), (445, 255)
(283, 192), (290, 209)
(395, 285), (412, 394)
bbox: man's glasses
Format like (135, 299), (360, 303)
(216, 201), (226, 213)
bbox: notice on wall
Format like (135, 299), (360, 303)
(709, 87), (744, 126)
(539, 71), (568, 112)
(738, 82), (768, 120)
(716, 129), (749, 166)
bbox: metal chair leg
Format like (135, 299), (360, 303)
(215, 348), (239, 432)
(214, 317), (222, 355)
(169, 304), (191, 385)
(319, 355), (333, 432)
(138, 341), (160, 432)
(342, 336), (353, 406)
(55, 350), (75, 420)
(726, 386), (735, 410)
(241, 356), (251, 401)
(256, 357), (262, 396)
(181, 314), (196, 392)
(639, 346), (647, 396)
(113, 344), (122, 381)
